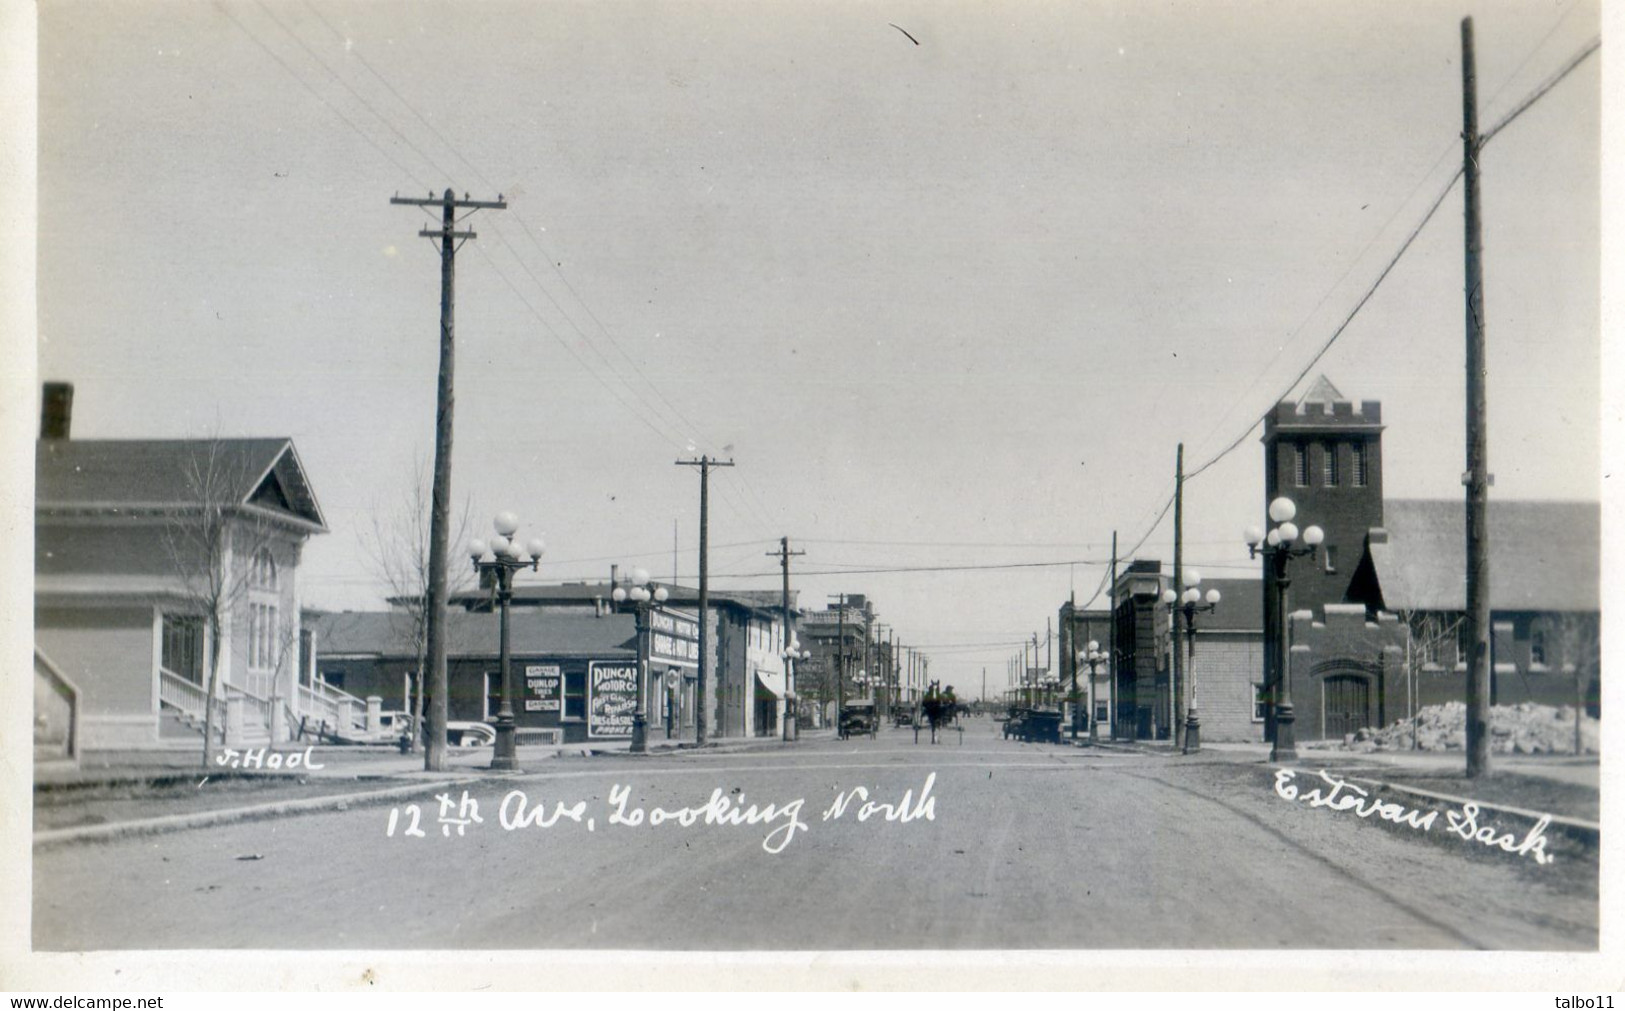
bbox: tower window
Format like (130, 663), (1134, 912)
(1322, 442), (1339, 486)
(1293, 443), (1308, 487)
(1352, 442), (1369, 486)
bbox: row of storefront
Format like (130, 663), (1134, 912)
(308, 583), (793, 745)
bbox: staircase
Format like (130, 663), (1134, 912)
(158, 669), (274, 745)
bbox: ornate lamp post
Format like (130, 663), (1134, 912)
(467, 512), (545, 771)
(1245, 496), (1323, 762)
(1164, 570), (1221, 755)
(1080, 640), (1107, 743)
(611, 567), (668, 754)
(781, 645), (811, 741)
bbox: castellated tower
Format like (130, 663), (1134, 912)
(1260, 375), (1385, 620)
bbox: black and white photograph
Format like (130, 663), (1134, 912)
(2, 0), (1616, 993)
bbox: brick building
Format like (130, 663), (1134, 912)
(1102, 566), (1266, 743)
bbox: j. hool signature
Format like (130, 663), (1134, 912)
(1273, 768), (1554, 865)
(386, 772), (938, 854)
(212, 746), (325, 771)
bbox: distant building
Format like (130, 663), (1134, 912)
(798, 595), (887, 722)
(433, 580), (796, 739)
(1056, 602), (1112, 734)
(1105, 565), (1265, 742)
(308, 608), (642, 745)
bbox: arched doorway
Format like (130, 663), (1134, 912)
(1313, 658), (1384, 740)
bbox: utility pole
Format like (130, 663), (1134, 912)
(1461, 17), (1492, 779)
(768, 537), (805, 742)
(1105, 530), (1116, 742)
(1172, 442), (1184, 748)
(1032, 632), (1040, 706)
(676, 455), (734, 746)
(831, 593), (849, 729)
(1068, 588), (1079, 740)
(390, 188), (505, 772)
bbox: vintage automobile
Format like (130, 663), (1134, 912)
(446, 721), (497, 747)
(838, 701), (877, 740)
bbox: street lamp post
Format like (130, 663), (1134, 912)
(611, 567), (668, 755)
(1080, 640), (1107, 743)
(781, 646), (810, 741)
(1245, 496), (1323, 763)
(1164, 570), (1221, 755)
(467, 512), (545, 772)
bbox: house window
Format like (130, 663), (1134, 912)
(1352, 442), (1369, 486)
(249, 549), (279, 591)
(1292, 443), (1309, 487)
(1323, 442), (1339, 486)
(1457, 622), (1473, 667)
(1323, 545), (1338, 574)
(1531, 627), (1548, 667)
(162, 614), (205, 684)
(246, 548), (281, 678)
(247, 601), (280, 673)
(484, 672), (499, 721)
(1252, 683), (1268, 722)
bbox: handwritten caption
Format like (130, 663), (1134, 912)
(385, 772), (938, 854)
(1273, 769), (1554, 865)
(213, 746), (326, 771)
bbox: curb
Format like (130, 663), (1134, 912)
(33, 775), (485, 849)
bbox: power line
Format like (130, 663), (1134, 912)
(1480, 36), (1600, 144)
(219, 5), (429, 190)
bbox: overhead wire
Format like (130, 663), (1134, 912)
(294, 0), (782, 540)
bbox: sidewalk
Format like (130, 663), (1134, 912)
(34, 730), (812, 790)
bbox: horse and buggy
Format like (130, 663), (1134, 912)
(914, 683), (964, 745)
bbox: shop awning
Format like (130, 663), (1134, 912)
(754, 669), (787, 698)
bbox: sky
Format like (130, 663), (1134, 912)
(23, 0), (1606, 699)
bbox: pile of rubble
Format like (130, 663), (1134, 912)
(1339, 701), (1600, 755)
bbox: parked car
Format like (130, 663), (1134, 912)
(447, 721), (496, 747)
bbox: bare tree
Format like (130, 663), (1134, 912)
(161, 440), (274, 767)
(1393, 609), (1464, 749)
(1551, 612), (1600, 754)
(360, 457), (473, 751)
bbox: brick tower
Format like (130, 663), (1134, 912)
(1260, 376), (1385, 619)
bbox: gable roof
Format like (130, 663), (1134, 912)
(308, 609), (637, 659)
(36, 438), (327, 532)
(1361, 499), (1598, 613)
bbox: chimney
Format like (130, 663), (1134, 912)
(41, 382), (73, 440)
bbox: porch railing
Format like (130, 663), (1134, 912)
(298, 680), (368, 733)
(159, 668), (227, 738)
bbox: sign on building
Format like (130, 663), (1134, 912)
(587, 662), (638, 738)
(649, 606), (700, 669)
(524, 664), (562, 713)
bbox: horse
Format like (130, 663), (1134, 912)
(920, 695), (956, 744)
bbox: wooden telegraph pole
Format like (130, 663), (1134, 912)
(1172, 443), (1184, 748)
(1460, 18), (1492, 778)
(769, 536), (805, 741)
(391, 188), (505, 772)
(676, 455), (733, 746)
